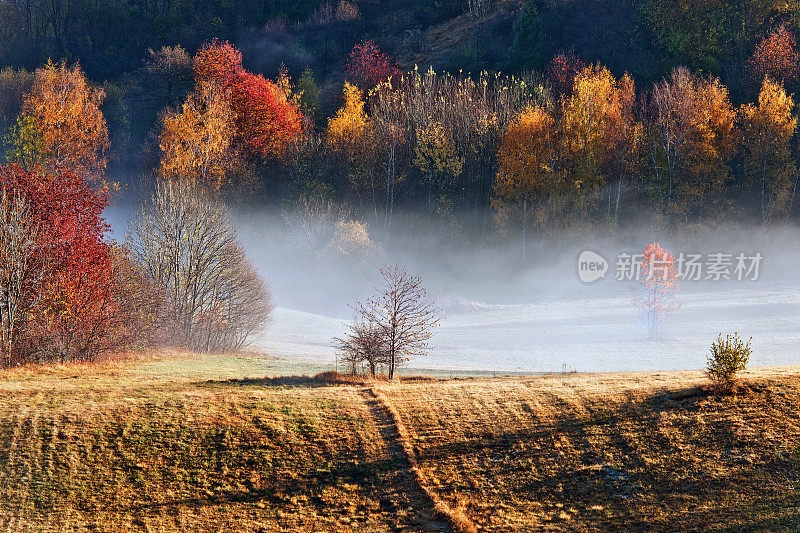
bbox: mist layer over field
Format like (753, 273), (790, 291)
(108, 202), (800, 373)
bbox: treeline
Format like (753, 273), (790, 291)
(132, 38), (800, 249)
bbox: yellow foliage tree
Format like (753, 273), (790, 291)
(327, 82), (381, 214)
(327, 82), (371, 155)
(158, 80), (236, 190)
(739, 77), (796, 223)
(650, 67), (736, 226)
(13, 60), (108, 176)
(413, 121), (463, 212)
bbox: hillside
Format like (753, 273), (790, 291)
(2, 352), (800, 531)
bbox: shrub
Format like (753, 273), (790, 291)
(706, 332), (752, 392)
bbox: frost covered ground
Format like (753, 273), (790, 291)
(255, 281), (800, 373)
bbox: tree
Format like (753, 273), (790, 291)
(739, 77), (796, 224)
(747, 25), (799, 87)
(634, 242), (680, 337)
(127, 179), (273, 352)
(413, 121), (464, 213)
(333, 319), (386, 376)
(232, 70), (303, 160)
(12, 61), (108, 176)
(494, 105), (560, 258)
(706, 332), (751, 393)
(0, 163), (113, 366)
(649, 67), (736, 227)
(345, 40), (401, 93)
(158, 80), (236, 189)
(510, 1), (542, 71)
(189, 40), (303, 162)
(352, 265), (441, 379)
(561, 66), (642, 223)
(546, 51), (585, 97)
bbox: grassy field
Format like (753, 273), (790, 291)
(2, 351), (800, 531)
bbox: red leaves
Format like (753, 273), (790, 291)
(0, 163), (113, 363)
(546, 51), (586, 97)
(231, 71), (303, 159)
(748, 25), (799, 86)
(190, 40), (303, 161)
(345, 40), (401, 93)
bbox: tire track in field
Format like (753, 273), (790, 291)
(360, 387), (477, 533)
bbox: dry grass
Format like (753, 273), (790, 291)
(2, 353), (800, 531)
(379, 367), (800, 531)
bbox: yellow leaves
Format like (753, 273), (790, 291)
(327, 82), (372, 156)
(158, 80), (235, 190)
(413, 122), (463, 179)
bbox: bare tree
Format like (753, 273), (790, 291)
(126, 179), (273, 352)
(353, 265), (441, 379)
(333, 318), (386, 376)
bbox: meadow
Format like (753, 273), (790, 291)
(2, 351), (800, 531)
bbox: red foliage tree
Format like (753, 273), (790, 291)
(0, 163), (116, 365)
(232, 71), (303, 159)
(345, 40), (402, 93)
(190, 40), (303, 161)
(634, 242), (681, 338)
(546, 50), (586, 97)
(748, 25), (799, 86)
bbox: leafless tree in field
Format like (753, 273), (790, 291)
(333, 318), (386, 376)
(126, 179), (273, 352)
(353, 265), (441, 379)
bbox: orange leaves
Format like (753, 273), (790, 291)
(194, 40), (243, 90)
(748, 25), (799, 86)
(159, 40), (302, 189)
(15, 60), (108, 177)
(158, 80), (235, 189)
(635, 242), (680, 337)
(495, 105), (558, 202)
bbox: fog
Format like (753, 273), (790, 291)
(107, 199), (800, 373)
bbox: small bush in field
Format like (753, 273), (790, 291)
(706, 333), (751, 392)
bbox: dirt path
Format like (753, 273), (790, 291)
(361, 387), (480, 533)
(358, 387), (455, 532)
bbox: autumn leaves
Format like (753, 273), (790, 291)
(159, 40), (303, 191)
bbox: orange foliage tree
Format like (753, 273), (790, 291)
(634, 242), (680, 337)
(494, 105), (560, 256)
(649, 67), (737, 226)
(562, 66), (641, 197)
(748, 25), (799, 87)
(158, 80), (235, 189)
(12, 61), (108, 177)
(739, 77), (797, 223)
